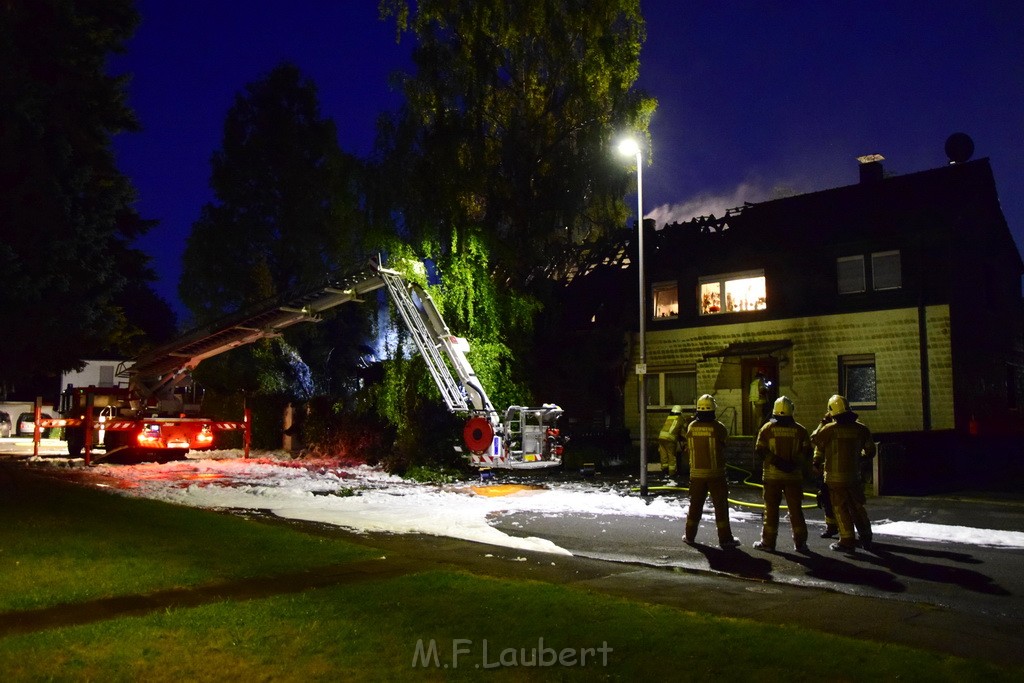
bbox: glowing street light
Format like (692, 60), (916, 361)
(618, 138), (648, 497)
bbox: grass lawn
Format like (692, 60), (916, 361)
(0, 461), (1019, 681)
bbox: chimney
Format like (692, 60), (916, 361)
(857, 154), (885, 183)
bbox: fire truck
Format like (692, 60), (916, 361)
(48, 382), (237, 463)
(42, 261), (564, 469)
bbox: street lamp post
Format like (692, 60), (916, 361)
(618, 139), (648, 497)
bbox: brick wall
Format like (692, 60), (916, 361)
(624, 305), (953, 451)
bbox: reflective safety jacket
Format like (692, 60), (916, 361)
(658, 412), (685, 442)
(756, 418), (811, 481)
(811, 418), (876, 485)
(749, 378), (767, 405)
(683, 418), (730, 479)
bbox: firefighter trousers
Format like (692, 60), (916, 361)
(760, 479), (808, 548)
(658, 439), (678, 476)
(685, 476), (734, 544)
(828, 482), (872, 547)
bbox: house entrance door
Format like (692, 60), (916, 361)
(742, 358), (779, 435)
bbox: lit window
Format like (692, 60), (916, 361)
(840, 354), (876, 409)
(872, 250), (902, 290)
(837, 256), (866, 294)
(700, 282), (721, 314)
(699, 271), (766, 315)
(652, 281), (678, 319)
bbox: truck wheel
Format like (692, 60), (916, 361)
(66, 427), (84, 457)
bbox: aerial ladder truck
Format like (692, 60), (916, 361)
(41, 261), (564, 469)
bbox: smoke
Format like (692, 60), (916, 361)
(645, 180), (801, 228)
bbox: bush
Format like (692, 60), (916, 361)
(299, 396), (395, 466)
(193, 391), (291, 451)
(384, 402), (467, 475)
(403, 463), (466, 484)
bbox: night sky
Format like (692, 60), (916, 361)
(111, 1), (1024, 320)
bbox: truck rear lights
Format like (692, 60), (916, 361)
(195, 424), (214, 445)
(137, 423), (162, 445)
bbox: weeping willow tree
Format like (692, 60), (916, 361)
(365, 233), (541, 468)
(367, 0), (655, 467)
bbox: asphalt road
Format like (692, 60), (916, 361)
(488, 471), (1024, 625)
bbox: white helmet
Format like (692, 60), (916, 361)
(670, 405), (683, 415)
(773, 396), (794, 417)
(827, 394), (851, 416)
(696, 394), (717, 413)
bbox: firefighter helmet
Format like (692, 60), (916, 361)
(670, 405), (683, 415)
(696, 394), (717, 413)
(773, 396), (794, 417)
(827, 394), (851, 416)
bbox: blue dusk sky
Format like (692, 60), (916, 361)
(111, 1), (1024, 319)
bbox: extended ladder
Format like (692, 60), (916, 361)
(378, 268), (469, 413)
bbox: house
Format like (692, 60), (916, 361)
(553, 148), (1024, 492)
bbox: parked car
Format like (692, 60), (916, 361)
(16, 412), (51, 438)
(0, 411), (11, 438)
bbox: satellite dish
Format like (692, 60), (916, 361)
(945, 133), (974, 164)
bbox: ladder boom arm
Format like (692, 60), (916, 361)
(124, 261), (502, 431)
(126, 265), (385, 401)
(378, 268), (499, 424)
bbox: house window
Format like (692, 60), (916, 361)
(645, 375), (659, 408)
(837, 256), (866, 294)
(651, 281), (678, 319)
(872, 250), (902, 290)
(838, 251), (901, 293)
(646, 370), (697, 409)
(99, 365), (115, 387)
(840, 354), (876, 409)
(699, 270), (766, 315)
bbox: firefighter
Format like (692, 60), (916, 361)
(657, 405), (685, 478)
(816, 477), (839, 539)
(753, 396), (811, 552)
(811, 394), (876, 553)
(682, 394), (741, 549)
(749, 371), (770, 427)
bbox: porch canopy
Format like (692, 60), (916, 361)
(701, 340), (792, 360)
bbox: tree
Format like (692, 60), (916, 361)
(378, 0), (655, 282)
(180, 63), (370, 399)
(367, 0), (654, 465)
(0, 0), (169, 398)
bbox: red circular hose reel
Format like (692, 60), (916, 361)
(463, 416), (494, 454)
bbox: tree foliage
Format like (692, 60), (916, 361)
(365, 1), (653, 463)
(180, 63), (371, 400)
(180, 62), (364, 319)
(378, 0), (655, 281)
(0, 0), (170, 397)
